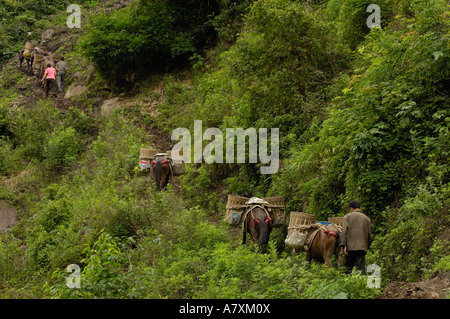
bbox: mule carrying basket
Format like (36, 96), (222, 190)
(138, 148), (186, 176)
(224, 195), (286, 227)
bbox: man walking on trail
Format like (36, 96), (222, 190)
(55, 57), (68, 92)
(41, 63), (57, 97)
(341, 200), (371, 275)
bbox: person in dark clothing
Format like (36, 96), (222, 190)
(341, 200), (372, 275)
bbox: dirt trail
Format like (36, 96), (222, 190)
(16, 67), (72, 111)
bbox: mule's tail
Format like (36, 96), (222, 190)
(155, 160), (162, 191)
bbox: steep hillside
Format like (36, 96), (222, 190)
(0, 0), (449, 300)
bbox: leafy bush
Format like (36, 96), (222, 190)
(0, 234), (21, 284)
(44, 127), (80, 171)
(12, 100), (62, 162)
(79, 0), (220, 81)
(374, 184), (449, 281)
(335, 0), (393, 50)
(78, 232), (133, 298)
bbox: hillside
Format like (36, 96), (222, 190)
(0, 0), (449, 301)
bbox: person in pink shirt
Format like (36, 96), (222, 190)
(41, 63), (57, 97)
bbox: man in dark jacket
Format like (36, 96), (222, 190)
(341, 200), (371, 275)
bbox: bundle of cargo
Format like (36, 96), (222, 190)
(285, 212), (317, 249)
(34, 46), (47, 55)
(23, 42), (34, 59)
(166, 150), (186, 176)
(223, 195), (286, 227)
(139, 148), (158, 171)
(140, 148), (158, 160)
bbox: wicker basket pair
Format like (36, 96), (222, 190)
(224, 195), (286, 227)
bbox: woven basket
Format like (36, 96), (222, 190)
(288, 212), (316, 227)
(52, 53), (61, 62)
(226, 195), (248, 210)
(285, 212), (316, 248)
(33, 54), (45, 62)
(263, 196), (285, 227)
(140, 148), (157, 159)
(328, 217), (343, 227)
(224, 195), (249, 226)
(25, 42), (34, 50)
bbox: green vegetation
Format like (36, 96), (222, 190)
(79, 0), (221, 82)
(0, 0), (449, 299)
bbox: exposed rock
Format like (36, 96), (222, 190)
(64, 85), (87, 99)
(71, 71), (84, 84)
(41, 29), (55, 41)
(101, 97), (121, 117)
(85, 63), (96, 83)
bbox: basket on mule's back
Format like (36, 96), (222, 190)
(328, 217), (343, 228)
(140, 148), (158, 160)
(263, 196), (286, 227)
(224, 195), (249, 226)
(285, 211), (316, 249)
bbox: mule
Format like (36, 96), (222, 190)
(305, 224), (342, 268)
(19, 49), (33, 75)
(242, 207), (273, 253)
(151, 157), (171, 191)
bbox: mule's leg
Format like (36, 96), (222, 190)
(336, 246), (344, 268)
(324, 256), (333, 268)
(323, 237), (336, 268)
(242, 218), (247, 245)
(305, 249), (312, 263)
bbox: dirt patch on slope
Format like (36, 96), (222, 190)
(0, 201), (18, 232)
(382, 272), (450, 299)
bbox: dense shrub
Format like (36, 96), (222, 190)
(44, 127), (80, 171)
(273, 0), (450, 218)
(79, 0), (220, 81)
(374, 184), (450, 281)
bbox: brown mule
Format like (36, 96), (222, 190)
(242, 207), (273, 253)
(305, 224), (342, 268)
(151, 157), (171, 191)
